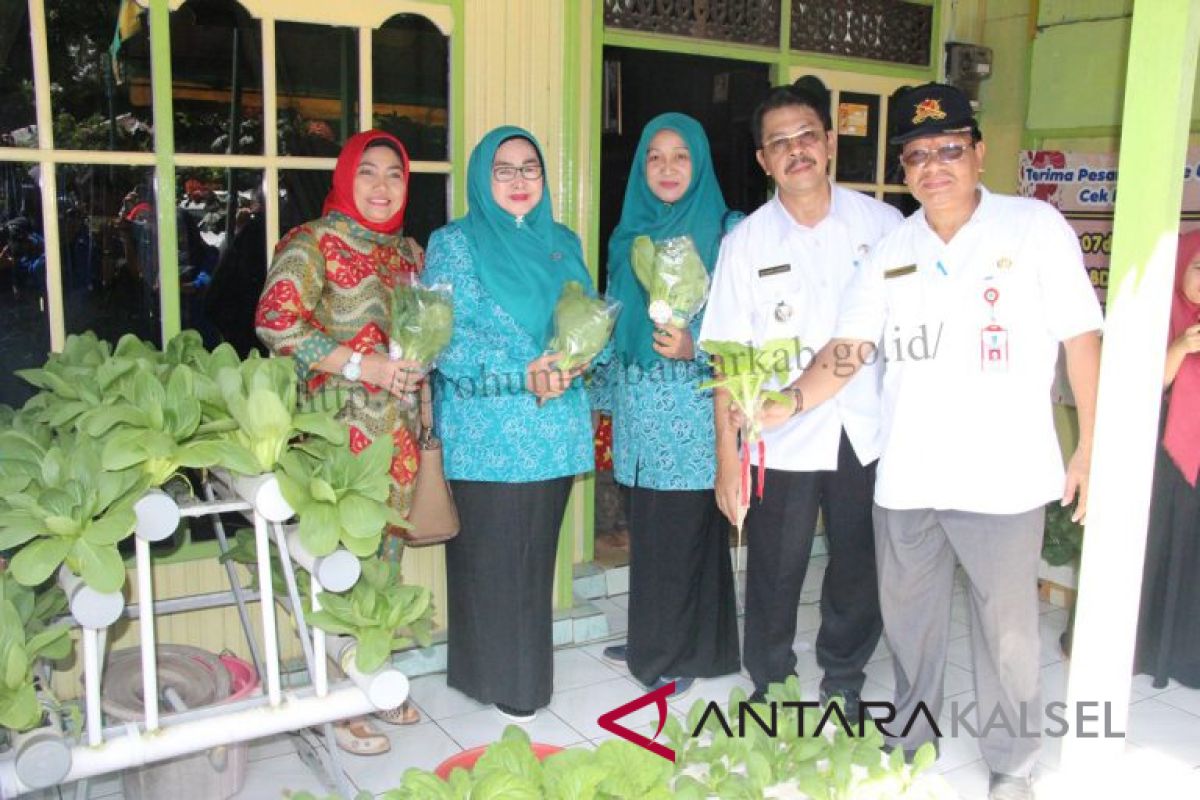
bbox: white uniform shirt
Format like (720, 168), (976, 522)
(700, 184), (902, 471)
(835, 187), (1104, 513)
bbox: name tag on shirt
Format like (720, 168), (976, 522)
(757, 263), (791, 278)
(884, 264), (918, 279)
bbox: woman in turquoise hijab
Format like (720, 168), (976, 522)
(424, 126), (600, 722)
(598, 113), (742, 693)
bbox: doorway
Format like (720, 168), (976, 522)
(597, 47), (771, 292)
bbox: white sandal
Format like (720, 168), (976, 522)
(333, 718), (390, 755)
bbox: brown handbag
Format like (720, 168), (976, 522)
(400, 381), (460, 545)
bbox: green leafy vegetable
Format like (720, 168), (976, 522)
(699, 338), (801, 443)
(389, 282), (454, 365)
(304, 557), (434, 673)
(631, 234), (710, 328)
(547, 282), (617, 371)
(0, 578), (73, 732)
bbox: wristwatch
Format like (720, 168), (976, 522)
(341, 351), (363, 382)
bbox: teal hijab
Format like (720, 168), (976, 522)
(458, 126), (592, 345)
(607, 113), (731, 366)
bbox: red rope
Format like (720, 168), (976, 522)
(756, 440), (766, 500)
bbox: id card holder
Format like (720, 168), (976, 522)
(980, 323), (1009, 373)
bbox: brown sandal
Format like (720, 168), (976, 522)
(373, 700), (420, 726)
(333, 718), (391, 755)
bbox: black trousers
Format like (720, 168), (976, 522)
(445, 477), (574, 710)
(625, 486), (741, 685)
(743, 429), (882, 696)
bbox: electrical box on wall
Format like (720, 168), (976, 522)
(945, 41), (993, 110)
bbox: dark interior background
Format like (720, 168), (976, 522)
(597, 47), (771, 292)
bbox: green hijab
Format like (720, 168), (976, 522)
(458, 126), (592, 345)
(607, 113), (731, 366)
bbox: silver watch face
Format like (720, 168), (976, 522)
(342, 357), (362, 382)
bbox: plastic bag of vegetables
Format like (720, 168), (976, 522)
(547, 281), (619, 371)
(630, 234), (710, 328)
(388, 281), (454, 366)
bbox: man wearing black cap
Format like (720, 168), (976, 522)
(754, 83), (1102, 800)
(701, 77), (901, 717)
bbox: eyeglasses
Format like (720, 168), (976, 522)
(899, 143), (971, 168)
(492, 164), (543, 182)
(761, 128), (823, 159)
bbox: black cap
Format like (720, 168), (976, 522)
(889, 82), (979, 145)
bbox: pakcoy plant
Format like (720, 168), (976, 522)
(0, 429), (145, 593)
(274, 436), (403, 558)
(0, 580), (71, 732)
(304, 556), (433, 674)
(388, 281), (454, 365)
(548, 281), (619, 372)
(631, 234), (711, 328)
(287, 681), (952, 800)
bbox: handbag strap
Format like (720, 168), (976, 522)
(418, 381), (435, 447)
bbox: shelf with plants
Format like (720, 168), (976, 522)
(0, 331), (434, 798)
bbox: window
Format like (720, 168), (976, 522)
(0, 0), (455, 407)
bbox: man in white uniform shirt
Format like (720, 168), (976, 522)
(700, 78), (902, 714)
(767, 83), (1102, 800)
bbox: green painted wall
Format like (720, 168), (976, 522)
(979, 1), (1032, 194)
(1037, 0), (1132, 27)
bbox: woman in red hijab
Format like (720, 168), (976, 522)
(1135, 230), (1200, 688)
(256, 131), (425, 750)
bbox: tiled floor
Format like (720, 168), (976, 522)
(41, 555), (1200, 799)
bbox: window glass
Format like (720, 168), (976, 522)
(170, 0), (265, 156)
(277, 21), (359, 154)
(0, 0), (36, 148)
(49, 0), (153, 151)
(835, 92), (880, 185)
(1, 162), (50, 407)
(372, 14), (448, 162)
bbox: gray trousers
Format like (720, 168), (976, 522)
(873, 505), (1044, 778)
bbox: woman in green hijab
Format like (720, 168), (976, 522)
(598, 113), (742, 694)
(423, 127), (602, 722)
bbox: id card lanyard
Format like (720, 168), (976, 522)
(980, 285), (1008, 372)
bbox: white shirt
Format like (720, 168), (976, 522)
(835, 187), (1104, 513)
(700, 184), (903, 471)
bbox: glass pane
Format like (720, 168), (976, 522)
(60, 163), (160, 346)
(278, 168), (446, 250)
(404, 172), (448, 249)
(177, 167), (266, 355)
(279, 167), (330, 235)
(883, 191), (919, 218)
(835, 92), (880, 185)
(277, 21), (359, 154)
(0, 162), (51, 408)
(0, 0), (36, 147)
(170, 0), (264, 155)
(373, 14), (449, 162)
(48, 1), (153, 151)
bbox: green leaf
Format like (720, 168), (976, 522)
(25, 625), (70, 662)
(293, 412), (348, 445)
(0, 681), (41, 731)
(353, 628), (392, 674)
(43, 515), (81, 537)
(9, 538), (73, 587)
(309, 477), (338, 506)
(911, 741), (937, 775)
(298, 503), (340, 557)
(80, 507), (137, 546)
(72, 540), (127, 593)
(338, 494), (389, 539)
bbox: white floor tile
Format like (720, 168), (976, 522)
(438, 706), (584, 751)
(947, 634), (973, 671)
(937, 757), (990, 800)
(548, 675), (657, 740)
(1126, 698), (1200, 767)
(1039, 617), (1067, 667)
(235, 750), (344, 799)
(666, 672), (755, 716)
(554, 647), (628, 692)
(1130, 672), (1180, 701)
(949, 619), (971, 641)
(591, 597), (628, 636)
(793, 601), (823, 635)
(337, 721), (462, 794)
(247, 733), (295, 763)
(1155, 685), (1200, 718)
(609, 593), (629, 610)
(406, 673), (486, 721)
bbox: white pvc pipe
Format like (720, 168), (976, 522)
(328, 636), (409, 710)
(57, 568), (123, 630)
(81, 628), (102, 747)
(11, 708), (71, 789)
(212, 469), (294, 522)
(133, 489), (180, 542)
(283, 526), (361, 592)
(254, 513), (281, 706)
(135, 538), (159, 732)
(0, 686), (378, 798)
(312, 580), (328, 697)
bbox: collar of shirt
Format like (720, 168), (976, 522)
(914, 185), (995, 244)
(767, 181), (855, 247)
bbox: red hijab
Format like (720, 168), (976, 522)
(321, 130), (410, 235)
(1163, 231), (1200, 486)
